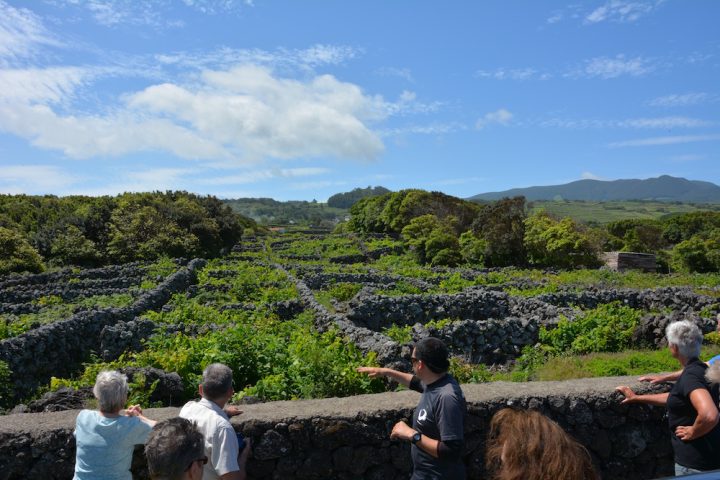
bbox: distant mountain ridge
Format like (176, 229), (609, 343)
(469, 176), (720, 203)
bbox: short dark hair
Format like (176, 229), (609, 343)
(145, 417), (204, 480)
(202, 363), (233, 400)
(414, 337), (450, 374)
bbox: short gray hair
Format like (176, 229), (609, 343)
(93, 370), (128, 413)
(201, 363), (233, 401)
(145, 417), (205, 480)
(665, 320), (703, 359)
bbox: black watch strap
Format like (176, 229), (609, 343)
(411, 432), (421, 444)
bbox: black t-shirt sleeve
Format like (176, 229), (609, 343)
(436, 391), (464, 442)
(409, 375), (423, 393)
(680, 368), (708, 397)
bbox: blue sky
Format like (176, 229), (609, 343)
(0, 1), (718, 201)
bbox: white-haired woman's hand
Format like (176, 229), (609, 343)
(615, 386), (637, 404)
(125, 405), (143, 416)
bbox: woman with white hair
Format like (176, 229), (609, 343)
(73, 370), (157, 480)
(616, 320), (720, 476)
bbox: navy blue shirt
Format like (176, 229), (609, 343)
(410, 374), (466, 479)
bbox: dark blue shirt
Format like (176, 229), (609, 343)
(410, 374), (466, 479)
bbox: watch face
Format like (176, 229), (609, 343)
(412, 432), (421, 444)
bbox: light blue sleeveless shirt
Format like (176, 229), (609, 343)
(73, 409), (152, 480)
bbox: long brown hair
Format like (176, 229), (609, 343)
(486, 408), (599, 480)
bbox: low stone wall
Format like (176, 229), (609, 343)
(0, 377), (674, 480)
(0, 259), (206, 403)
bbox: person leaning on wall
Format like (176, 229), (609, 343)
(73, 370), (157, 480)
(357, 337), (466, 479)
(145, 417), (206, 480)
(485, 408), (600, 480)
(616, 320), (720, 476)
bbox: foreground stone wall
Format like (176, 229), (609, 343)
(0, 377), (674, 480)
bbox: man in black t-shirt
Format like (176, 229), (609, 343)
(358, 337), (466, 479)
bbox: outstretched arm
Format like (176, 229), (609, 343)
(357, 367), (413, 387)
(638, 370), (682, 384)
(615, 386), (669, 406)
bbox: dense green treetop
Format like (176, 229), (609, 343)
(326, 186), (391, 209)
(0, 192), (256, 273)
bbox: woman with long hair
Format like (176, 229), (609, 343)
(485, 408), (599, 480)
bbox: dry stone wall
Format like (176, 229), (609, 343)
(0, 377), (675, 480)
(0, 259), (206, 402)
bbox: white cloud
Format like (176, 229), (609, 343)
(197, 167), (331, 186)
(375, 67), (414, 82)
(0, 1), (63, 64)
(584, 0), (662, 24)
(475, 68), (550, 81)
(475, 109), (513, 129)
(609, 134), (720, 147)
(574, 55), (653, 79)
(154, 44), (363, 72)
(0, 64), (386, 163)
(381, 122), (466, 137)
(581, 172), (607, 180)
(0, 165), (81, 193)
(648, 92), (713, 107)
(618, 117), (712, 129)
(0, 67), (91, 104)
(669, 154), (706, 163)
(288, 180), (348, 191)
(539, 116), (712, 129)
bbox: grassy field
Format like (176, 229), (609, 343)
(529, 200), (720, 224)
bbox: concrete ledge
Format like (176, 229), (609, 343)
(0, 376), (674, 480)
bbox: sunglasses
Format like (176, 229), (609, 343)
(411, 357), (420, 364)
(186, 455), (208, 471)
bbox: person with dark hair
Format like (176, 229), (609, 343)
(485, 408), (599, 480)
(179, 364), (251, 480)
(358, 337), (466, 479)
(145, 417), (206, 480)
(617, 320), (720, 476)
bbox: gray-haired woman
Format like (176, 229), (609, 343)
(616, 320), (720, 476)
(73, 370), (157, 480)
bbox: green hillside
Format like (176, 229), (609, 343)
(529, 200), (720, 224)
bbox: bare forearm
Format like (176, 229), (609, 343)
(629, 392), (669, 406)
(379, 368), (413, 387)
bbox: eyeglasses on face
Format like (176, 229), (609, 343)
(411, 357), (420, 364)
(186, 455), (208, 471)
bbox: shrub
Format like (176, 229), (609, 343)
(539, 302), (642, 355)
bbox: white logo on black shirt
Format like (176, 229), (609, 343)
(418, 409), (428, 423)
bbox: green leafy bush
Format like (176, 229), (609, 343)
(382, 324), (413, 343)
(540, 302), (642, 355)
(327, 282), (362, 302)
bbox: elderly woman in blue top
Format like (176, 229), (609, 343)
(616, 320), (720, 476)
(73, 370), (157, 480)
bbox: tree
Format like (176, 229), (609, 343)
(524, 211), (601, 268)
(472, 196), (527, 267)
(672, 230), (720, 273)
(49, 225), (101, 267)
(0, 226), (44, 274)
(459, 231), (486, 266)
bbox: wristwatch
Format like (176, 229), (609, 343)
(411, 432), (422, 444)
